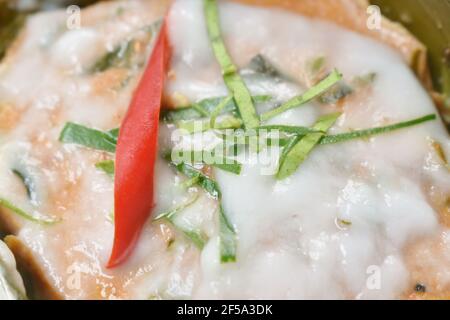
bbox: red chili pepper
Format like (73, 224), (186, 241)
(107, 20), (171, 268)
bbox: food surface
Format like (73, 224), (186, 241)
(0, 0), (449, 299)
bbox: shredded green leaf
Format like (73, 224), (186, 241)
(162, 95), (271, 123)
(59, 122), (118, 153)
(256, 125), (322, 136)
(90, 39), (136, 73)
(191, 102), (210, 117)
(320, 114), (436, 145)
(260, 69), (342, 121)
(154, 194), (207, 249)
(173, 162), (221, 198)
(95, 160), (115, 177)
(90, 23), (159, 73)
(218, 114), (437, 156)
(212, 162), (242, 175)
(0, 198), (59, 225)
(218, 204), (236, 263)
(154, 194), (199, 221)
(181, 230), (208, 250)
(177, 115), (243, 134)
(210, 96), (233, 128)
(173, 150), (242, 175)
(171, 162), (237, 262)
(277, 113), (341, 180)
(180, 176), (201, 189)
(108, 128), (120, 141)
(305, 56), (326, 79)
(204, 0), (259, 129)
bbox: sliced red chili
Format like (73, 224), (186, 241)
(107, 20), (171, 268)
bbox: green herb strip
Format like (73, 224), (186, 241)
(95, 160), (115, 177)
(219, 204), (236, 262)
(177, 115), (243, 134)
(210, 96), (233, 128)
(90, 39), (135, 73)
(257, 125), (322, 136)
(260, 69), (342, 121)
(154, 194), (207, 249)
(180, 176), (201, 189)
(320, 114), (436, 145)
(90, 22), (159, 73)
(204, 0), (259, 129)
(172, 162), (236, 262)
(0, 198), (59, 225)
(252, 115), (436, 147)
(108, 128), (120, 141)
(163, 95), (271, 122)
(191, 102), (210, 117)
(277, 113), (341, 180)
(59, 122), (118, 153)
(173, 150), (242, 175)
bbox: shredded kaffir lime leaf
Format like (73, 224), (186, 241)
(260, 69), (342, 121)
(257, 125), (322, 136)
(210, 96), (234, 129)
(95, 160), (115, 178)
(0, 198), (59, 225)
(173, 150), (242, 175)
(154, 194), (207, 249)
(177, 115), (243, 134)
(162, 95), (271, 123)
(320, 114), (436, 145)
(59, 122), (118, 153)
(204, 0), (259, 129)
(171, 162), (237, 262)
(218, 204), (236, 263)
(277, 113), (341, 180)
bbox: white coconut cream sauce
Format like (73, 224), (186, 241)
(0, 0), (448, 299)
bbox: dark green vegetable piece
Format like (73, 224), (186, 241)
(257, 125), (321, 136)
(162, 95), (271, 123)
(90, 40), (136, 73)
(210, 96), (233, 128)
(320, 114), (436, 145)
(171, 162), (237, 262)
(173, 150), (242, 175)
(173, 162), (221, 198)
(260, 69), (342, 121)
(177, 115), (243, 134)
(95, 160), (115, 177)
(277, 113), (341, 180)
(218, 204), (236, 262)
(0, 198), (58, 225)
(59, 122), (118, 153)
(204, 0), (260, 129)
(154, 194), (207, 249)
(89, 22), (160, 73)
